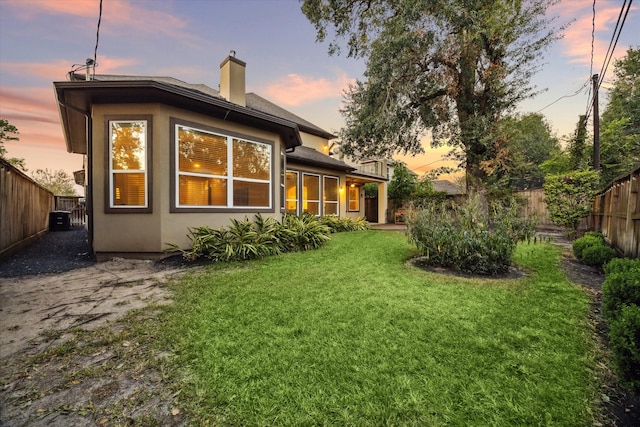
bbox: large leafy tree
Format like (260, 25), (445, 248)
(599, 47), (640, 185)
(483, 113), (559, 191)
(31, 169), (77, 196)
(301, 0), (561, 200)
(388, 162), (417, 208)
(0, 118), (26, 170)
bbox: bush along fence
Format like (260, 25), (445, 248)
(601, 258), (640, 393)
(592, 165), (640, 258)
(165, 214), (369, 263)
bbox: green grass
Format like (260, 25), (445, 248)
(160, 231), (598, 426)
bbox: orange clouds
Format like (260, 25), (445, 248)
(260, 72), (354, 107)
(4, 0), (196, 45)
(553, 0), (636, 66)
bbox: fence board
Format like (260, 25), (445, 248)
(592, 166), (640, 258)
(0, 159), (55, 259)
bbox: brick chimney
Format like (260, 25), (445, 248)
(219, 51), (246, 106)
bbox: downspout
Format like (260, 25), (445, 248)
(57, 99), (95, 260)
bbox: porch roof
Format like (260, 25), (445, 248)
(286, 146), (356, 172)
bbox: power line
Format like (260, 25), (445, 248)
(92, 0), (103, 78)
(585, 0), (632, 121)
(536, 79), (590, 113)
(585, 0), (596, 107)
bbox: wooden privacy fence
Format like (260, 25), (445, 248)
(0, 158), (55, 259)
(55, 196), (86, 226)
(515, 188), (553, 229)
(591, 165), (640, 258)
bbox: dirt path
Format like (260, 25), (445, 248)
(0, 258), (190, 426)
(1, 258), (184, 359)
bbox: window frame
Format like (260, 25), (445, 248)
(348, 184), (360, 212)
(323, 175), (340, 216)
(104, 115), (153, 213)
(302, 172), (321, 216)
(285, 170), (299, 215)
(170, 118), (275, 213)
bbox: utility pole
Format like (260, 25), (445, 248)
(592, 74), (600, 170)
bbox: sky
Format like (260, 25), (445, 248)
(0, 0), (638, 193)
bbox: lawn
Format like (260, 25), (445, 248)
(160, 230), (598, 426)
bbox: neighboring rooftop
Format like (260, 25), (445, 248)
(432, 180), (464, 196)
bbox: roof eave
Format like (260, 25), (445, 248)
(53, 80), (304, 154)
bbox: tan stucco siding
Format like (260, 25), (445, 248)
(91, 103), (286, 254)
(300, 132), (332, 152)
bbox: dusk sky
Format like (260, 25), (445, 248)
(1, 0), (638, 193)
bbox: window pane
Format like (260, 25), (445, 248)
(111, 121), (145, 171)
(179, 175), (227, 206)
(304, 202), (319, 215)
(233, 181), (270, 207)
(324, 203), (338, 216)
(178, 126), (227, 175)
(324, 177), (338, 202)
(349, 186), (360, 211)
(303, 174), (319, 200)
(286, 171), (298, 214)
(113, 173), (145, 206)
(233, 139), (270, 180)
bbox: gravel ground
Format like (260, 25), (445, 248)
(0, 227), (94, 278)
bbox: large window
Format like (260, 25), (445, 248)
(108, 118), (150, 211)
(323, 176), (339, 215)
(302, 173), (320, 215)
(286, 171), (298, 214)
(349, 184), (360, 211)
(174, 121), (272, 210)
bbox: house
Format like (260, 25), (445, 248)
(54, 53), (388, 259)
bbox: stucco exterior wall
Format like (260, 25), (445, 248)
(300, 132), (331, 152)
(91, 103), (285, 254)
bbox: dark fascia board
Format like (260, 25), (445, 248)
(54, 80), (303, 154)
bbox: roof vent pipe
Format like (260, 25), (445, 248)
(85, 58), (95, 81)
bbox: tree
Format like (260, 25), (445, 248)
(569, 115), (589, 170)
(543, 169), (600, 238)
(302, 0), (561, 202)
(388, 163), (417, 208)
(31, 169), (77, 196)
(599, 47), (640, 185)
(0, 118), (26, 170)
(482, 113), (560, 191)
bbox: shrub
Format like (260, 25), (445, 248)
(602, 269), (640, 321)
(581, 244), (617, 267)
(166, 213), (332, 261)
(281, 213), (331, 252)
(406, 194), (535, 275)
(572, 233), (605, 260)
(319, 215), (370, 233)
(604, 258), (640, 276)
(543, 170), (600, 237)
(609, 304), (640, 393)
